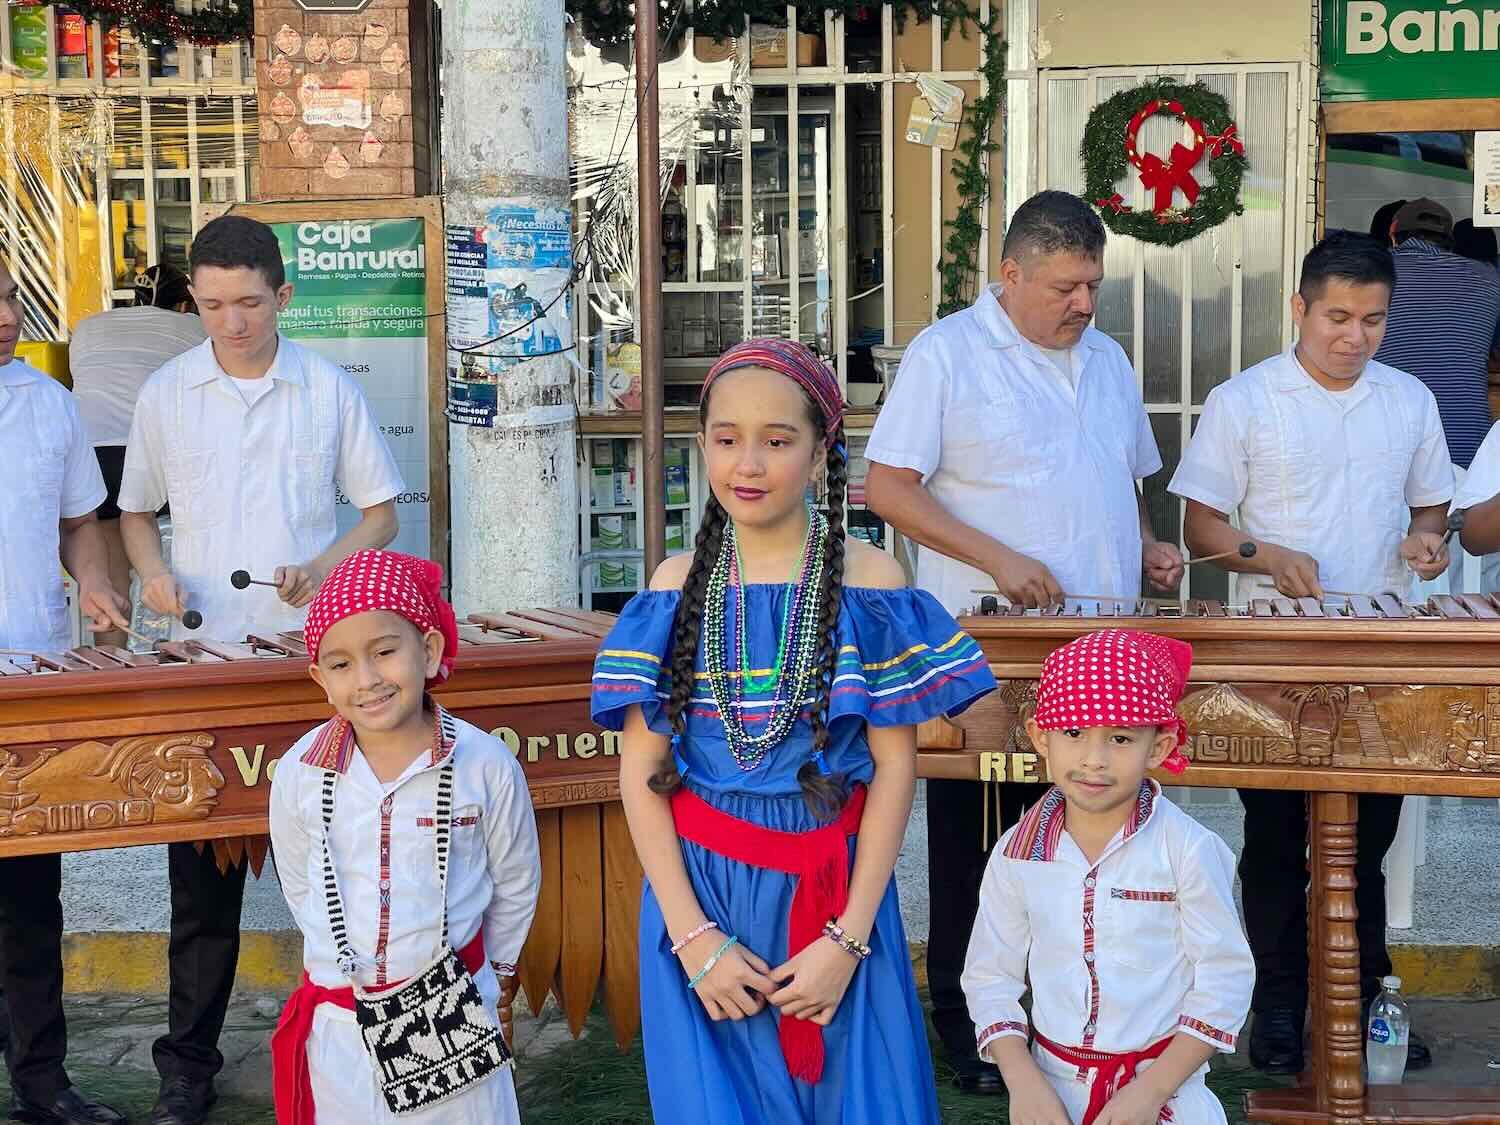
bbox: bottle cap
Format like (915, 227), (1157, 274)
(1382, 975), (1401, 990)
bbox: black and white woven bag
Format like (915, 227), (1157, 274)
(319, 761), (511, 1114)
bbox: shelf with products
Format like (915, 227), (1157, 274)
(575, 419), (896, 608)
(580, 435), (704, 609)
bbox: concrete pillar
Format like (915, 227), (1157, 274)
(442, 0), (578, 611)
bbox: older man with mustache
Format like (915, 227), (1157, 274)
(864, 190), (1183, 1093)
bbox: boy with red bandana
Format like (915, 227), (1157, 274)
(961, 630), (1252, 1125)
(268, 549), (539, 1124)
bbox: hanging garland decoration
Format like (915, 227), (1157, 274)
(565, 0), (973, 50)
(38, 0), (251, 46)
(937, 3), (1003, 317)
(1081, 79), (1247, 248)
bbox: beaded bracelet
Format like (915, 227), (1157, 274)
(671, 920), (720, 956)
(687, 935), (740, 990)
(823, 919), (872, 961)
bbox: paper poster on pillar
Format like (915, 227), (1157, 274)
(444, 206), (573, 427)
(444, 223), (505, 426)
(272, 217), (432, 557)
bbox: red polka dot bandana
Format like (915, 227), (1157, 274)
(1033, 629), (1192, 775)
(303, 549), (459, 685)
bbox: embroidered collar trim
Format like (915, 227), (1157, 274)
(301, 702), (457, 774)
(1002, 780), (1159, 863)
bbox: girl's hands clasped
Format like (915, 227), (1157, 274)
(767, 933), (861, 1026)
(678, 932), (777, 1021)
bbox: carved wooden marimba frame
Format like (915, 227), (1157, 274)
(0, 608), (645, 1049)
(927, 595), (1500, 1124)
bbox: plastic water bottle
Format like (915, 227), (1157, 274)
(1366, 975), (1410, 1085)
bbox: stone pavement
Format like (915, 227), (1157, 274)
(10, 991), (1499, 1122)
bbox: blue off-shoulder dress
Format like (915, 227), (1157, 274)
(591, 585), (996, 1125)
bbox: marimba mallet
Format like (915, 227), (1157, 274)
(1185, 541), (1257, 566)
(230, 569), (279, 590)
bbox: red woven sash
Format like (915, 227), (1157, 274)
(670, 783), (867, 1084)
(1034, 1029), (1175, 1125)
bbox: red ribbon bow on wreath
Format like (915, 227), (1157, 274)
(1095, 193), (1131, 215)
(1206, 123), (1244, 159)
(1137, 143), (1202, 213)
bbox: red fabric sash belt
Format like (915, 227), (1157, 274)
(270, 930), (486, 1124)
(669, 782), (867, 1085)
(1034, 1030), (1175, 1125)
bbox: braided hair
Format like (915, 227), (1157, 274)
(656, 340), (850, 821)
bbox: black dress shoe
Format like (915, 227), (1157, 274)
(149, 1076), (216, 1125)
(947, 1048), (1006, 1095)
(1248, 1007), (1305, 1075)
(9, 1086), (127, 1125)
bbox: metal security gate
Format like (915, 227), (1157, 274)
(1030, 64), (1310, 600)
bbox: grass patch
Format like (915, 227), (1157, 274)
(517, 999), (1290, 1124)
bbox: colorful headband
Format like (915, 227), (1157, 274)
(702, 338), (845, 444)
(1033, 629), (1193, 775)
(303, 549), (460, 687)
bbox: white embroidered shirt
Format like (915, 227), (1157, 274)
(962, 782), (1252, 1062)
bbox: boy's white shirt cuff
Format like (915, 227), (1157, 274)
(1176, 1014), (1239, 1052)
(974, 1019), (1030, 1053)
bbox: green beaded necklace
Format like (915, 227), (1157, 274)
(703, 507), (828, 769)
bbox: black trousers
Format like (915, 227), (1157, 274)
(1237, 789), (1403, 1014)
(0, 842), (248, 1100)
(926, 777), (1048, 1060)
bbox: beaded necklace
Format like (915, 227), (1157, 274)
(702, 508), (828, 769)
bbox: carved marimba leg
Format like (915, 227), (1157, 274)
(1308, 792), (1364, 1122)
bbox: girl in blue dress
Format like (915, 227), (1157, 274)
(590, 338), (996, 1124)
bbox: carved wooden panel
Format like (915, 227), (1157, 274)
(0, 698), (624, 856)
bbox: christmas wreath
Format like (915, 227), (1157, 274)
(1081, 79), (1247, 247)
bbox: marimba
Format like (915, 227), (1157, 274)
(930, 594), (1500, 1125)
(0, 609), (644, 1048)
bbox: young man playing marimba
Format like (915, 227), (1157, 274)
(117, 215), (404, 1125)
(0, 260), (132, 1124)
(1169, 231), (1452, 1075)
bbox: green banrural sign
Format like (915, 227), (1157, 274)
(1322, 0), (1500, 101)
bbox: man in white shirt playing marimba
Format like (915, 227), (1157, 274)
(117, 215), (404, 1125)
(1169, 231), (1452, 1076)
(865, 190), (1184, 1093)
(0, 261), (132, 1125)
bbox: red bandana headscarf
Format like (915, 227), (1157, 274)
(1032, 629), (1192, 775)
(303, 549), (460, 686)
(702, 338), (845, 446)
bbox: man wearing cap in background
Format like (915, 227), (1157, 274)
(1374, 197), (1500, 593)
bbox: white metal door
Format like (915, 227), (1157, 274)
(1036, 64), (1307, 600)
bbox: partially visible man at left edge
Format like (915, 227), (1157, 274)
(0, 260), (132, 1125)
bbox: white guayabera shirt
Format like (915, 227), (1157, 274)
(1170, 348), (1453, 600)
(866, 285), (1161, 614)
(118, 335), (404, 641)
(0, 359), (106, 652)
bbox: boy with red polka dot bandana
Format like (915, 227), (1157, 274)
(962, 630), (1252, 1125)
